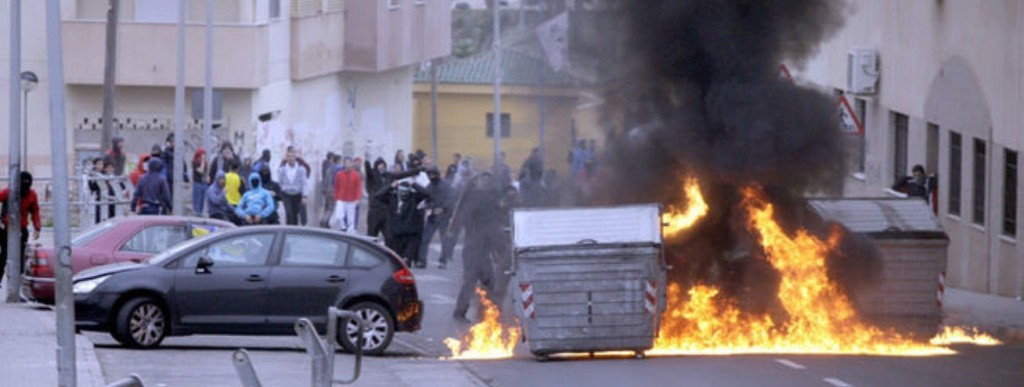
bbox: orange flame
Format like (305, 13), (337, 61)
(444, 287), (521, 359)
(929, 326), (1002, 346)
(651, 187), (959, 356)
(661, 177), (709, 238)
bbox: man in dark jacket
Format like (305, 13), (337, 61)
(0, 171), (42, 283)
(258, 165), (283, 224)
(375, 181), (430, 267)
(365, 157), (420, 240)
(451, 173), (503, 323)
(419, 168), (457, 269)
(131, 158), (172, 215)
(205, 171), (232, 220)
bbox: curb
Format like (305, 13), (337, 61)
(76, 333), (108, 387)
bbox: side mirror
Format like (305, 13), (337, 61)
(196, 256), (214, 274)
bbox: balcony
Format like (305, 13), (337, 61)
(61, 20), (270, 89)
(344, 0), (452, 73)
(290, 1), (346, 80)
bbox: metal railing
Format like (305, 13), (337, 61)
(233, 307), (364, 387)
(2, 171), (135, 230)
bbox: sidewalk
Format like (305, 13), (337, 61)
(942, 287), (1024, 342)
(0, 301), (106, 387)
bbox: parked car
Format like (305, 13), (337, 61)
(72, 226), (423, 355)
(21, 216), (234, 304)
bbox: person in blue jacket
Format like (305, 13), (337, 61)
(233, 172), (274, 225)
(130, 158), (172, 215)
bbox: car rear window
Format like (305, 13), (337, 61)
(72, 221), (116, 247)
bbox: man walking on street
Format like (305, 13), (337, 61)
(332, 157), (362, 233)
(420, 168), (457, 269)
(279, 147), (309, 225)
(130, 158), (172, 215)
(452, 173), (502, 323)
(0, 172), (42, 285)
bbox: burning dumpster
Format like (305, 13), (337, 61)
(510, 204), (667, 359)
(807, 198), (948, 332)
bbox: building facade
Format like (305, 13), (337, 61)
(1, 0), (451, 184)
(799, 0), (1023, 297)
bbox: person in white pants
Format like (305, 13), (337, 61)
(331, 157), (363, 233)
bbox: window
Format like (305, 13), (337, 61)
(191, 90), (224, 121)
(949, 131), (962, 216)
(389, 0), (401, 9)
(1004, 149), (1018, 237)
(973, 138), (987, 226)
(72, 221), (116, 247)
(269, 0), (281, 19)
(926, 123), (939, 175)
(121, 225), (189, 253)
(348, 247), (384, 269)
(893, 112), (909, 183)
(202, 233), (275, 267)
(855, 98), (867, 173)
(486, 113), (511, 138)
(281, 234), (349, 267)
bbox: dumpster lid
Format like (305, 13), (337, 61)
(807, 198), (947, 239)
(512, 204), (662, 248)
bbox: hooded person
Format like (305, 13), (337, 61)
(365, 157), (420, 239)
(130, 157), (172, 215)
(106, 136), (127, 176)
(419, 167), (457, 269)
(374, 180), (430, 267)
(451, 172), (503, 322)
(258, 165), (283, 224)
(205, 171), (232, 220)
(129, 153), (152, 186)
(234, 172), (275, 225)
(0, 171), (43, 283)
(192, 147), (208, 215)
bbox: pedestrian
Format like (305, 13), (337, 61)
(129, 154), (151, 186)
(321, 151), (337, 214)
(149, 144), (166, 180)
(205, 171), (232, 221)
(492, 152), (512, 190)
(207, 142), (238, 184)
(278, 147), (309, 225)
(451, 173), (502, 323)
(224, 159), (245, 207)
(258, 165), (283, 224)
(0, 171), (42, 284)
(420, 168), (457, 269)
(192, 147), (208, 216)
(106, 136), (127, 176)
(375, 181), (430, 267)
(445, 153), (462, 182)
(233, 172), (275, 226)
(99, 158), (125, 221)
(130, 157), (172, 215)
(87, 157), (105, 224)
(252, 149), (272, 177)
(394, 150), (407, 172)
(240, 156), (254, 183)
(569, 139), (586, 178)
(331, 157), (362, 233)
(162, 133), (188, 201)
(365, 157), (420, 240)
(518, 148), (546, 207)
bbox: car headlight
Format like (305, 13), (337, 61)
(72, 276), (109, 295)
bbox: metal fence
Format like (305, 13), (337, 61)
(1, 168), (134, 231)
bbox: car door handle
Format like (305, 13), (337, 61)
(326, 275), (346, 283)
(246, 275), (264, 282)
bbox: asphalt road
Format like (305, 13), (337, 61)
(86, 243), (1024, 387)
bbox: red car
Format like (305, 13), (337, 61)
(21, 216), (234, 304)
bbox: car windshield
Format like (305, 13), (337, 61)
(72, 221), (116, 247)
(144, 236), (207, 265)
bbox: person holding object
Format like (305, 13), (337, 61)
(0, 172), (42, 284)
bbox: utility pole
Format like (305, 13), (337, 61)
(6, 0), (23, 304)
(430, 59), (439, 160)
(45, 0), (78, 384)
(172, 0), (186, 215)
(492, 1), (503, 170)
(100, 0), (120, 152)
(203, 0), (214, 158)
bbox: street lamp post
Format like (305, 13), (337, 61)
(20, 71), (38, 168)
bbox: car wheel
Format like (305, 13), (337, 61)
(113, 297), (168, 349)
(339, 302), (394, 356)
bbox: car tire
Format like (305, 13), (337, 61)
(338, 302), (394, 356)
(113, 297), (168, 349)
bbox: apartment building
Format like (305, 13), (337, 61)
(799, 0), (1023, 297)
(1, 0), (451, 179)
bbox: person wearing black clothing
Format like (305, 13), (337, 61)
(162, 133), (188, 202)
(365, 157), (420, 240)
(419, 168), (457, 269)
(258, 165), (283, 224)
(207, 142), (238, 184)
(451, 173), (503, 322)
(375, 181), (430, 268)
(445, 153), (462, 182)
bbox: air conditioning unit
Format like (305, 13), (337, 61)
(847, 49), (879, 95)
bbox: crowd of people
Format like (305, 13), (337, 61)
(70, 134), (603, 321)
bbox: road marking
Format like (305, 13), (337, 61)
(823, 377), (852, 387)
(775, 358), (806, 370)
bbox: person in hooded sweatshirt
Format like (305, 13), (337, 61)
(234, 172), (275, 226)
(205, 171), (232, 221)
(374, 180), (430, 267)
(130, 157), (172, 215)
(364, 157), (420, 240)
(258, 165), (283, 225)
(0, 171), (42, 284)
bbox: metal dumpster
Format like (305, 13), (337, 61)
(807, 198), (948, 332)
(510, 204), (667, 359)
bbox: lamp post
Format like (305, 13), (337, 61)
(20, 71), (38, 168)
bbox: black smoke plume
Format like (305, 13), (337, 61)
(585, 1), (882, 312)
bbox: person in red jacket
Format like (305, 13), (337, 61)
(1, 171), (42, 284)
(331, 157), (362, 233)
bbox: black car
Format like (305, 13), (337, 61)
(73, 226), (422, 355)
